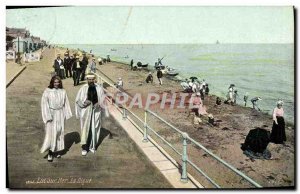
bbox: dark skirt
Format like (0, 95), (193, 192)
(270, 116), (286, 144)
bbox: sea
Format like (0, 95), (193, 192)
(61, 44), (295, 124)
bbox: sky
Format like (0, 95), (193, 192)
(6, 6), (294, 44)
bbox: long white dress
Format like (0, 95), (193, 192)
(41, 88), (72, 153)
(75, 83), (109, 150)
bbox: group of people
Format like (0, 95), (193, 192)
(41, 72), (109, 162)
(53, 52), (97, 86)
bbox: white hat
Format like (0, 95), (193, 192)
(118, 77), (122, 80)
(196, 92), (201, 96)
(86, 74), (96, 78)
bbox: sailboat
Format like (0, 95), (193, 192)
(216, 40), (220, 44)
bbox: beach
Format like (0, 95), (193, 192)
(71, 48), (295, 188)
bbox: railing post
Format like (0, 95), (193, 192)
(142, 110), (148, 142)
(181, 132), (188, 183)
(122, 107), (127, 120)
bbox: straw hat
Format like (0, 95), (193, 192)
(75, 55), (80, 59)
(196, 92), (201, 96)
(277, 100), (284, 106)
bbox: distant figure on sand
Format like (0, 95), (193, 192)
(41, 76), (72, 162)
(75, 73), (109, 156)
(216, 97), (222, 106)
(251, 97), (262, 111)
(205, 84), (209, 95)
(233, 90), (238, 105)
(244, 93), (249, 107)
(193, 92), (207, 116)
(107, 55), (111, 62)
(270, 100), (286, 144)
(157, 68), (163, 85)
(146, 72), (153, 83)
(130, 59), (134, 70)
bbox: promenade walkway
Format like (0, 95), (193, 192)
(6, 48), (172, 188)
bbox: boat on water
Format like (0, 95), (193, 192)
(137, 61), (148, 68)
(111, 48), (117, 51)
(166, 67), (179, 76)
(216, 40), (220, 44)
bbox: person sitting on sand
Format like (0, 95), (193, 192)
(181, 79), (190, 92)
(251, 97), (262, 111)
(208, 114), (219, 126)
(146, 72), (153, 83)
(216, 97), (222, 106)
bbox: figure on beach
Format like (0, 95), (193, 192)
(130, 59), (134, 70)
(80, 53), (89, 81)
(233, 90), (239, 105)
(72, 55), (83, 86)
(53, 54), (64, 79)
(251, 97), (262, 111)
(40, 76), (72, 162)
(107, 55), (111, 62)
(215, 97), (222, 106)
(191, 92), (207, 124)
(226, 84), (235, 104)
(270, 100), (286, 144)
(75, 73), (109, 156)
(244, 93), (249, 107)
(157, 68), (163, 85)
(146, 72), (153, 83)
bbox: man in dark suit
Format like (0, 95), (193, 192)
(64, 53), (72, 78)
(80, 53), (89, 81)
(73, 55), (82, 86)
(53, 54), (64, 79)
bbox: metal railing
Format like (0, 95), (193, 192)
(94, 71), (262, 188)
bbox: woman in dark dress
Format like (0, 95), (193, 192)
(270, 100), (286, 144)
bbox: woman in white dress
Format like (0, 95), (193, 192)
(41, 75), (72, 162)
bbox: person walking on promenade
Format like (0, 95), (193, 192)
(72, 55), (82, 86)
(89, 57), (97, 73)
(80, 53), (89, 81)
(75, 73), (109, 156)
(130, 59), (134, 70)
(40, 76), (72, 162)
(64, 52), (73, 78)
(251, 97), (262, 111)
(157, 68), (163, 85)
(270, 100), (286, 144)
(53, 54), (63, 78)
